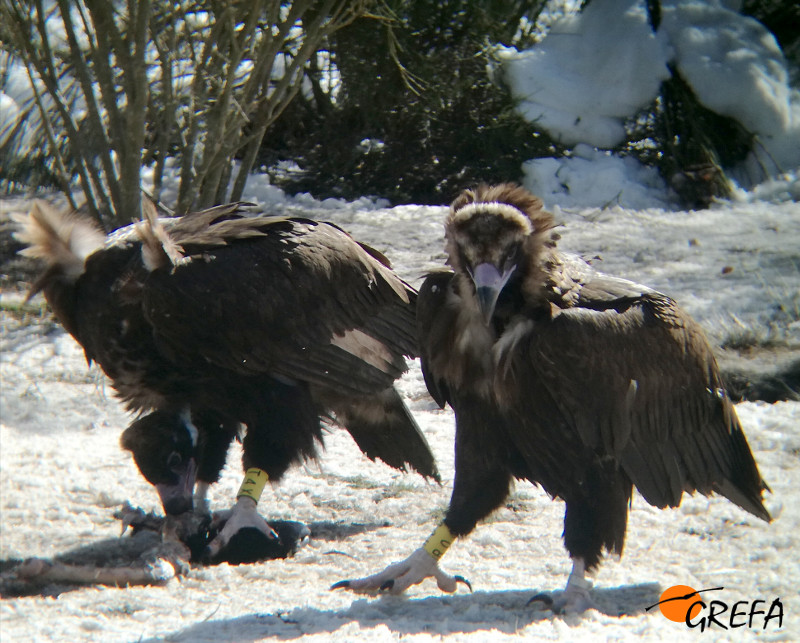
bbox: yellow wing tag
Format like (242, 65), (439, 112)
(423, 523), (454, 561)
(237, 468), (269, 503)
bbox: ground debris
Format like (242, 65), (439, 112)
(1, 502), (310, 596)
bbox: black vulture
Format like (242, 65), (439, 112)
(334, 183), (770, 612)
(14, 201), (438, 559)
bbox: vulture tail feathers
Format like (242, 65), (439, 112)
(327, 388), (440, 482)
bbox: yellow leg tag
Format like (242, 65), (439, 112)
(423, 523), (454, 561)
(237, 468), (269, 503)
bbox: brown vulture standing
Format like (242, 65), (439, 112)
(335, 183), (770, 612)
(14, 201), (438, 560)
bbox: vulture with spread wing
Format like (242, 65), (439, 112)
(15, 201), (438, 559)
(335, 183), (770, 611)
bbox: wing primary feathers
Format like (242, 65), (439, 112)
(324, 388), (440, 482)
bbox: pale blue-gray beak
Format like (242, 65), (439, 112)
(471, 262), (515, 324)
(156, 457), (197, 515)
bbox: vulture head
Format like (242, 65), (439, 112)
(444, 183), (557, 324)
(120, 410), (198, 515)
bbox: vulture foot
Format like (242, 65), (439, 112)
(203, 497), (278, 561)
(117, 501), (307, 565)
(331, 547), (472, 595)
(526, 564), (594, 614)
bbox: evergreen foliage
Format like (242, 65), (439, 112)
(261, 0), (558, 205)
(625, 66), (753, 209)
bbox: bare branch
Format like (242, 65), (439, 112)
(4, 0), (372, 218)
(24, 62), (81, 212)
(5, 0), (113, 219)
(53, 0), (123, 218)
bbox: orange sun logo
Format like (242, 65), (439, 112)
(658, 585), (703, 622)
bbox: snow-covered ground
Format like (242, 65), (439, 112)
(1, 0), (798, 638)
(1, 185), (798, 641)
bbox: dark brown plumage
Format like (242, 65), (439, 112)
(337, 183), (770, 610)
(14, 201), (438, 556)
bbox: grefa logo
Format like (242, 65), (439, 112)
(646, 585), (783, 632)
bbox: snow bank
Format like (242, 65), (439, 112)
(503, 0), (800, 205)
(499, 0), (671, 149)
(522, 145), (676, 210)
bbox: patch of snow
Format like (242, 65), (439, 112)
(502, 0), (800, 206)
(523, 145), (677, 210)
(499, 0), (671, 149)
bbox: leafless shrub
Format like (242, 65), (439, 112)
(0, 0), (367, 228)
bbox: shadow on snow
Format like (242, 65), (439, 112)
(138, 584), (663, 641)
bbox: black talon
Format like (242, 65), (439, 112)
(455, 575), (473, 592)
(526, 592), (554, 608)
(330, 580), (351, 590)
(380, 579), (395, 591)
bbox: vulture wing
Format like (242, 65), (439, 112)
(142, 217), (416, 397)
(139, 214), (439, 479)
(496, 259), (770, 521)
(17, 202), (438, 483)
(417, 270), (456, 409)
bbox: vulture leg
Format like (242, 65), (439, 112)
(334, 408), (512, 594)
(529, 468), (630, 613)
(192, 413), (239, 515)
(205, 380), (321, 560)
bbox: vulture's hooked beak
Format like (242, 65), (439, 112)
(156, 457), (197, 515)
(471, 262), (515, 324)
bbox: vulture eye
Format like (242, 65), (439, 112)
(167, 452), (182, 469)
(503, 245), (521, 271)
